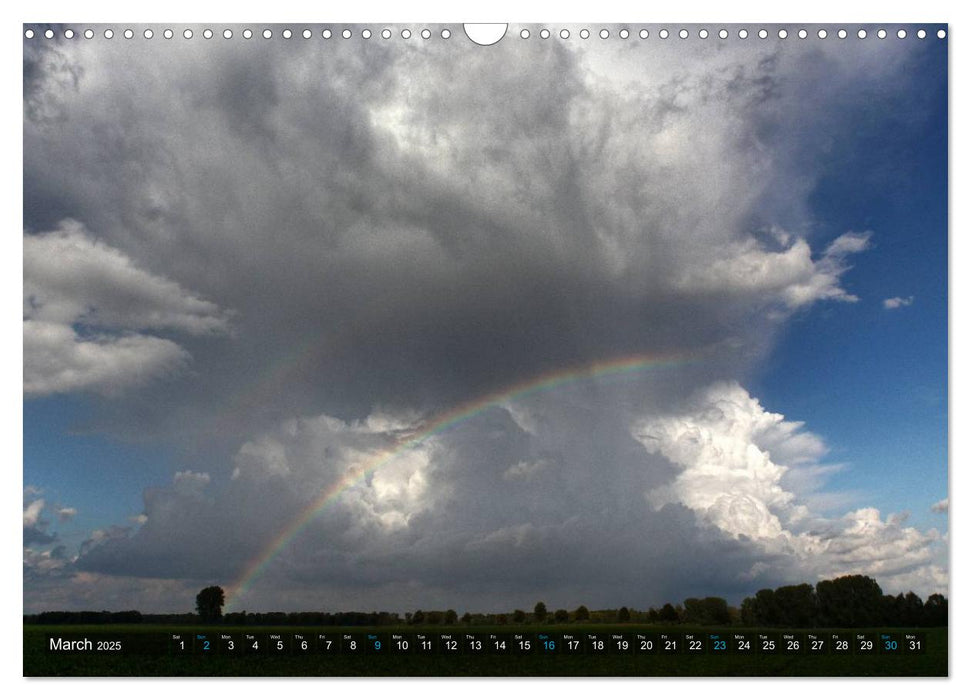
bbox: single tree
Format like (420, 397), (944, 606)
(461, 611), (473, 624)
(195, 585), (225, 623)
(816, 575), (883, 627)
(659, 603), (679, 623)
(773, 585), (816, 627)
(554, 608), (569, 623)
(899, 592), (925, 627)
(617, 606), (631, 623)
(574, 605), (590, 622)
(923, 593), (947, 626)
(533, 601), (548, 623)
(445, 609), (458, 625)
(426, 610), (444, 625)
(513, 609), (527, 624)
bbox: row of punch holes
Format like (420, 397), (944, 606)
(24, 26), (948, 41)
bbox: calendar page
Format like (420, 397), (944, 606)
(22, 20), (948, 678)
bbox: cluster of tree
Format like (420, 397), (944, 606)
(222, 611), (403, 626)
(681, 597), (732, 625)
(740, 575), (948, 628)
(24, 610), (143, 625)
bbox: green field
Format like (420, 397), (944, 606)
(24, 624), (947, 677)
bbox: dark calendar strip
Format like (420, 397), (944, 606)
(43, 631), (926, 657)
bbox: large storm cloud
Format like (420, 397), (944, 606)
(23, 26), (947, 612)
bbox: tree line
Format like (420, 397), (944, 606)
(739, 575), (947, 628)
(24, 575), (947, 628)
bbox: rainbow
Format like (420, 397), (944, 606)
(224, 351), (697, 608)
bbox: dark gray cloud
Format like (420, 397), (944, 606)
(23, 30), (906, 434)
(23, 27), (947, 611)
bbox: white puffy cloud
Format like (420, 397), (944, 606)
(931, 498), (948, 514)
(24, 495), (79, 552)
(23, 499), (45, 528)
(24, 219), (230, 334)
(503, 458), (554, 482)
(24, 319), (189, 397)
(173, 470), (211, 496)
(231, 412), (437, 532)
(23, 220), (231, 397)
(674, 231), (871, 310)
(883, 295), (915, 310)
(634, 382), (807, 539)
(632, 382), (946, 593)
(56, 507), (77, 521)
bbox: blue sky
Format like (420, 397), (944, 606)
(754, 46), (947, 529)
(22, 23), (949, 613)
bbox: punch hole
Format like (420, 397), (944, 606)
(659, 29), (669, 39)
(778, 29), (788, 39)
(441, 29), (451, 39)
(203, 29), (214, 39)
(798, 29), (808, 39)
(858, 29), (867, 39)
(520, 29), (530, 39)
(758, 29), (768, 39)
(24, 28), (34, 39)
(143, 29), (153, 39)
(282, 29), (292, 39)
(580, 29), (590, 39)
(164, 28), (174, 39)
(381, 29), (391, 39)
(678, 29), (688, 39)
(817, 29), (827, 39)
(937, 29), (946, 39)
(421, 29), (431, 39)
(263, 29), (272, 39)
(718, 29), (728, 39)
(343, 29), (352, 39)
(897, 29), (906, 39)
(64, 29), (75, 39)
(640, 29), (649, 39)
(224, 29), (233, 39)
(401, 29), (412, 39)
(560, 29), (570, 39)
(838, 29), (847, 39)
(363, 29), (372, 39)
(463, 24), (507, 46)
(84, 29), (94, 39)
(699, 29), (708, 39)
(302, 29), (311, 39)
(917, 29), (927, 39)
(45, 28), (54, 39)
(540, 29), (550, 39)
(738, 29), (748, 39)
(184, 29), (193, 39)
(104, 29), (114, 39)
(599, 29), (609, 39)
(877, 29), (887, 39)
(619, 29), (630, 39)
(242, 29), (252, 39)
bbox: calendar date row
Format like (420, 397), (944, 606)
(170, 631), (925, 656)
